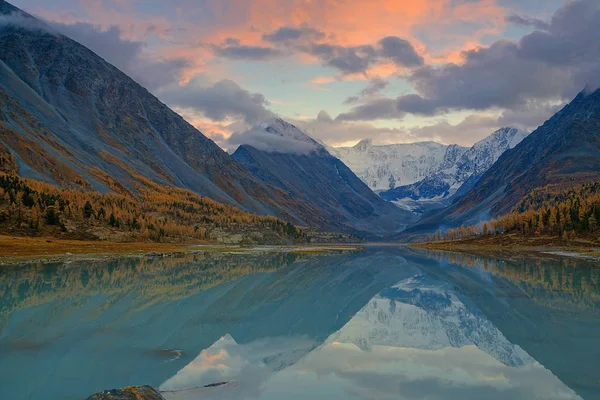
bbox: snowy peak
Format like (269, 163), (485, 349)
(472, 127), (528, 156)
(490, 126), (528, 145)
(236, 118), (323, 155)
(456, 127), (529, 176)
(260, 118), (311, 140)
(329, 141), (468, 192)
(379, 127), (529, 210)
(231, 120), (415, 234)
(353, 139), (372, 151)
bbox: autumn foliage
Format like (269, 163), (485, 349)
(429, 181), (600, 243)
(0, 173), (305, 243)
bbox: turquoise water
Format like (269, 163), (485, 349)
(1, 248), (599, 399)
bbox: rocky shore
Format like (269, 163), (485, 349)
(86, 386), (164, 400)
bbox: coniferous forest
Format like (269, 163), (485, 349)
(0, 173), (305, 243)
(433, 182), (600, 243)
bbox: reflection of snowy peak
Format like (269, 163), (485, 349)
(328, 275), (533, 368)
(380, 128), (529, 209)
(328, 141), (468, 192)
(161, 334), (317, 392)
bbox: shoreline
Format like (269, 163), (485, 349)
(0, 235), (364, 266)
(410, 235), (600, 262)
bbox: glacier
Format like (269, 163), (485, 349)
(328, 139), (468, 192)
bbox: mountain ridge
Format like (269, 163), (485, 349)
(0, 0), (323, 228)
(380, 127), (528, 212)
(407, 88), (600, 234)
(232, 119), (417, 235)
(328, 139), (467, 193)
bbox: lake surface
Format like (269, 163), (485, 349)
(1, 247), (600, 400)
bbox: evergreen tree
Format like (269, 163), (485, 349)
(45, 207), (60, 226)
(83, 201), (94, 219)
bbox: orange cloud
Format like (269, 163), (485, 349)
(171, 107), (236, 139)
(33, 0), (511, 87)
(34, 0), (511, 83)
(310, 76), (337, 84)
(196, 0), (509, 62)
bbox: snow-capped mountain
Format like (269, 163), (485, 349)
(230, 118), (322, 155)
(380, 127), (529, 211)
(328, 140), (468, 192)
(411, 88), (600, 233)
(231, 119), (417, 234)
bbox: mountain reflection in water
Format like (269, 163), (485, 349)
(0, 247), (599, 399)
(161, 274), (579, 400)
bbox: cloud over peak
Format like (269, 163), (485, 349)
(158, 78), (274, 125)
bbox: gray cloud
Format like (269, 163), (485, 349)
(262, 25), (325, 43)
(0, 10), (47, 31)
(505, 14), (550, 31)
(404, 40), (569, 112)
(337, 98), (401, 121)
(402, 115), (517, 146)
(260, 25), (423, 75)
(496, 101), (565, 131)
(159, 78), (274, 125)
(308, 43), (376, 74)
(296, 114), (424, 147)
(336, 0), (600, 121)
(297, 110), (491, 147)
(344, 78), (389, 104)
(363, 78), (390, 96)
(302, 99), (561, 148)
(343, 96), (361, 105)
(378, 36), (424, 67)
(226, 126), (320, 155)
(211, 40), (282, 60)
(306, 37), (422, 74)
(395, 94), (442, 115)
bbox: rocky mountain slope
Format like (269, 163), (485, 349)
(0, 1), (317, 227)
(232, 119), (416, 235)
(328, 140), (467, 192)
(380, 127), (528, 212)
(409, 88), (600, 234)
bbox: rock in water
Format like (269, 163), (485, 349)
(86, 386), (165, 400)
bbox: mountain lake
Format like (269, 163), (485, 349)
(1, 247), (599, 400)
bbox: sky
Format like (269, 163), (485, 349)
(9, 0), (600, 149)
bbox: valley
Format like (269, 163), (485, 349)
(2, 0), (600, 399)
(1, 0), (599, 252)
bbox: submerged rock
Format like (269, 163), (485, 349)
(86, 385), (165, 400)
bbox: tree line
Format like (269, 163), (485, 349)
(0, 174), (306, 242)
(428, 181), (600, 243)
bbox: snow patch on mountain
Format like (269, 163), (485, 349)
(380, 127), (529, 208)
(328, 140), (468, 192)
(228, 118), (322, 155)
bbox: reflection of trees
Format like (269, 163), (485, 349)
(0, 252), (308, 331)
(425, 250), (600, 309)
